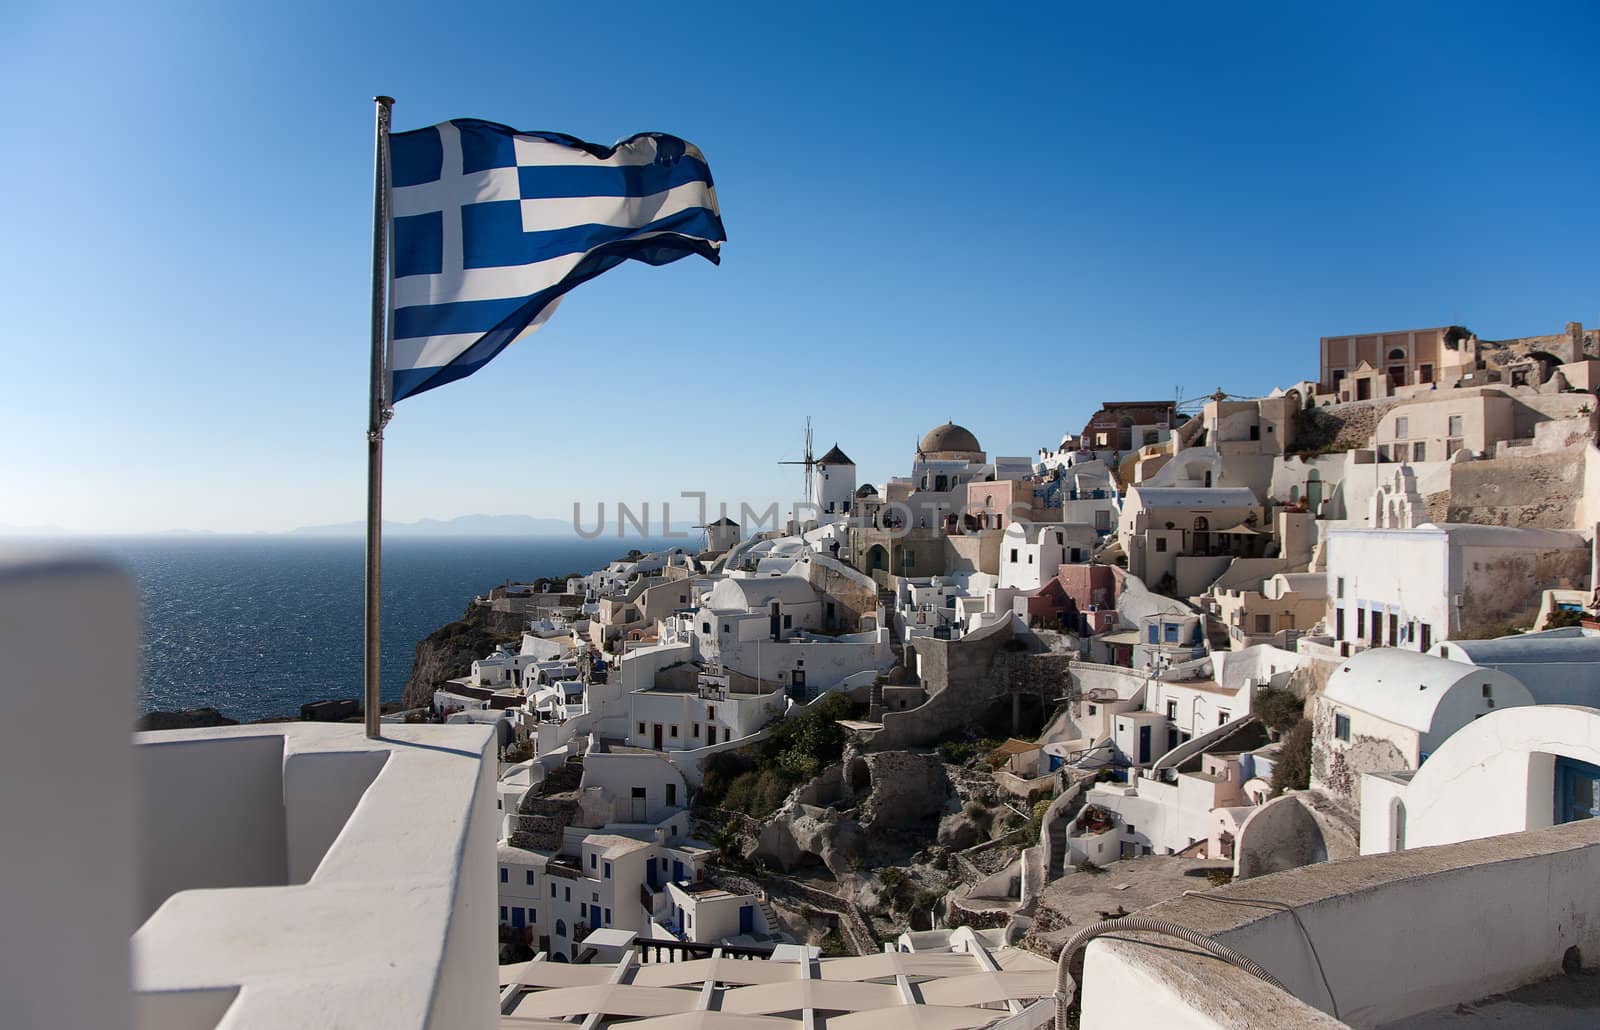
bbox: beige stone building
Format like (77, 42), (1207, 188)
(1319, 325), (1478, 401)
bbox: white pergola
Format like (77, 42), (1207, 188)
(498, 933), (1057, 1030)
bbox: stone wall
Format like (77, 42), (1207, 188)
(945, 532), (1002, 575)
(1296, 399), (1401, 455)
(1446, 451), (1584, 529)
(1457, 541), (1591, 633)
(801, 554), (879, 631)
(855, 751), (951, 829)
(872, 617), (1078, 749)
(763, 873), (880, 955)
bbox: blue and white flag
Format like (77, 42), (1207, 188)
(386, 119), (724, 401)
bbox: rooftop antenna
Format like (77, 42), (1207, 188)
(778, 416), (816, 507)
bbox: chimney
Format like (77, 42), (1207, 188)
(1564, 321), (1585, 365)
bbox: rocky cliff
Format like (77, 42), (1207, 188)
(400, 601), (527, 709)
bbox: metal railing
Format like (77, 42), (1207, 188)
(629, 938), (775, 964)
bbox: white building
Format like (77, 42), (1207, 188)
(997, 521), (1098, 591)
(812, 444), (857, 516)
(1434, 627), (1600, 706)
(1117, 485), (1262, 596)
(1362, 704), (1600, 855)
(1325, 523), (1590, 655)
(496, 748), (777, 955)
(1311, 648), (1534, 811)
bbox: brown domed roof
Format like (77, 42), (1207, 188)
(919, 422), (982, 456)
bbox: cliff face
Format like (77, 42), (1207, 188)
(401, 602), (526, 709)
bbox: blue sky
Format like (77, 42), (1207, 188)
(4, 1), (1597, 533)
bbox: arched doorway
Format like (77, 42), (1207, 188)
(866, 545), (889, 573)
(1193, 516), (1211, 556)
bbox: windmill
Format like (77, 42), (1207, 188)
(778, 416), (816, 507)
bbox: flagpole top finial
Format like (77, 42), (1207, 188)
(374, 95), (395, 107)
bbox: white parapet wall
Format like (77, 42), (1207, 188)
(1, 553), (141, 1030)
(1079, 817), (1600, 1029)
(0, 549), (502, 1030)
(132, 722), (500, 1029)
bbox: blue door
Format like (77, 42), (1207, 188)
(1556, 757), (1600, 824)
(739, 905), (754, 934)
(673, 860), (685, 883)
(511, 908), (525, 929)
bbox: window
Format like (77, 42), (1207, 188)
(1155, 537), (1168, 553)
(500, 867), (508, 884)
(1255, 614), (1272, 633)
(551, 882), (557, 898)
(1420, 623), (1432, 652)
(604, 908), (612, 925)
(638, 722), (646, 735)
(1218, 710), (1230, 727)
(692, 723), (700, 738)
(1163, 623), (1179, 643)
(1388, 348), (1406, 361)
(707, 705), (716, 721)
(1087, 704), (1098, 715)
(1413, 441), (1427, 462)
(1395, 416), (1409, 439)
(1357, 608), (1366, 638)
(1334, 713), (1351, 742)
(526, 871), (535, 886)
(1336, 577), (1344, 599)
(1249, 424), (1260, 441)
(500, 906), (508, 923)
(1418, 364), (1433, 383)
(670, 725), (678, 738)
(564, 887), (570, 902)
(1448, 414), (1464, 438)
(1482, 683), (1492, 698)
(1125, 823), (1136, 834)
(590, 853), (597, 869)
(1027, 554), (1034, 565)
(666, 783), (676, 806)
(1166, 701), (1178, 720)
(1010, 548), (1019, 562)
(783, 614), (792, 629)
(701, 622), (710, 634)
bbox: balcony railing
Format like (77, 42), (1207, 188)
(627, 938), (776, 964)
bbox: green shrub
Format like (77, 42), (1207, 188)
(1029, 796), (1055, 841)
(1271, 719), (1313, 795)
(1253, 686), (1305, 735)
(1546, 608), (1587, 630)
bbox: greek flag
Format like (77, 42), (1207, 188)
(386, 119), (724, 401)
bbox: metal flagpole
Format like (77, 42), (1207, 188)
(365, 95), (395, 739)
